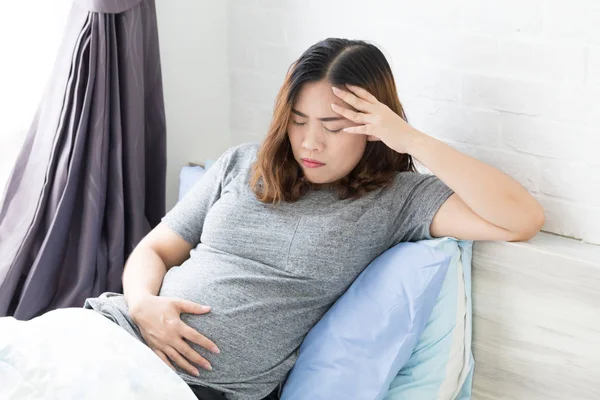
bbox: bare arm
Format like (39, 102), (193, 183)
(330, 84), (544, 242)
(123, 222), (193, 310)
(404, 133), (545, 241)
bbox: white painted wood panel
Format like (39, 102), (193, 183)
(471, 233), (600, 399)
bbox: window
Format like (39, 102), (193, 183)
(0, 1), (71, 190)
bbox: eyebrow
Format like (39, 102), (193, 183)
(292, 109), (344, 122)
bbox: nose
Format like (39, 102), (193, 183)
(301, 124), (324, 153)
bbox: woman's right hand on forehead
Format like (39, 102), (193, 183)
(129, 294), (220, 376)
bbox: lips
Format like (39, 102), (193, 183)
(302, 158), (325, 165)
(301, 158), (326, 168)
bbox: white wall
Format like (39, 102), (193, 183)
(156, 0), (231, 209)
(227, 0), (600, 245)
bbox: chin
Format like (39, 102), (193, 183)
(303, 172), (338, 185)
(305, 177), (329, 185)
(302, 171), (325, 183)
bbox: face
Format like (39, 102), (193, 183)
(287, 80), (367, 186)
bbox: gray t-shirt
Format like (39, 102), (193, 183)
(85, 142), (453, 400)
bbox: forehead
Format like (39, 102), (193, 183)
(293, 80), (357, 116)
(294, 80), (335, 106)
(294, 81), (341, 111)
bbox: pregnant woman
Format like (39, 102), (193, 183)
(3, 38), (545, 400)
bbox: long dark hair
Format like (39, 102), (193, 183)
(251, 38), (415, 204)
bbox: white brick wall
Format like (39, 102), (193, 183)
(228, 0), (600, 245)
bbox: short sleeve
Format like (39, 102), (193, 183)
(388, 172), (454, 246)
(160, 146), (238, 246)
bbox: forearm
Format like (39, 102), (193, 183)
(122, 245), (167, 309)
(402, 129), (545, 235)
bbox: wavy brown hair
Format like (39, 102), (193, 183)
(250, 38), (415, 204)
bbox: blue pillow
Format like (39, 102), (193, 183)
(178, 160), (215, 201)
(385, 238), (474, 400)
(178, 165), (206, 201)
(280, 242), (451, 400)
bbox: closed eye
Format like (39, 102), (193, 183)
(291, 120), (343, 133)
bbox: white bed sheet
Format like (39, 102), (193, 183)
(0, 307), (197, 400)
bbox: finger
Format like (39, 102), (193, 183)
(153, 348), (176, 372)
(177, 299), (211, 315)
(342, 125), (369, 135)
(173, 338), (213, 371)
(332, 86), (374, 112)
(330, 103), (373, 124)
(164, 345), (204, 376)
(345, 83), (379, 104)
(181, 324), (220, 354)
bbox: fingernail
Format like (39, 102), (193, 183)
(213, 347), (221, 354)
(193, 369), (200, 376)
(205, 364), (213, 371)
(332, 86), (339, 92)
(331, 103), (338, 109)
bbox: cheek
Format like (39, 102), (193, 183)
(287, 127), (301, 147)
(335, 135), (367, 160)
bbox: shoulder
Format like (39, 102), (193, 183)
(386, 170), (452, 205)
(221, 142), (260, 167)
(227, 142), (260, 159)
(214, 142), (259, 170)
(214, 142), (260, 185)
(389, 171), (439, 192)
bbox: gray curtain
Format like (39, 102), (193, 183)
(0, 0), (166, 320)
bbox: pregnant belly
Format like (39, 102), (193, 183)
(157, 261), (332, 385)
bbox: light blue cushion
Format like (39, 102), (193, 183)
(280, 242), (452, 400)
(178, 165), (206, 201)
(178, 160), (215, 201)
(385, 237), (474, 400)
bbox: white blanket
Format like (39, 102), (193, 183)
(0, 307), (197, 400)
